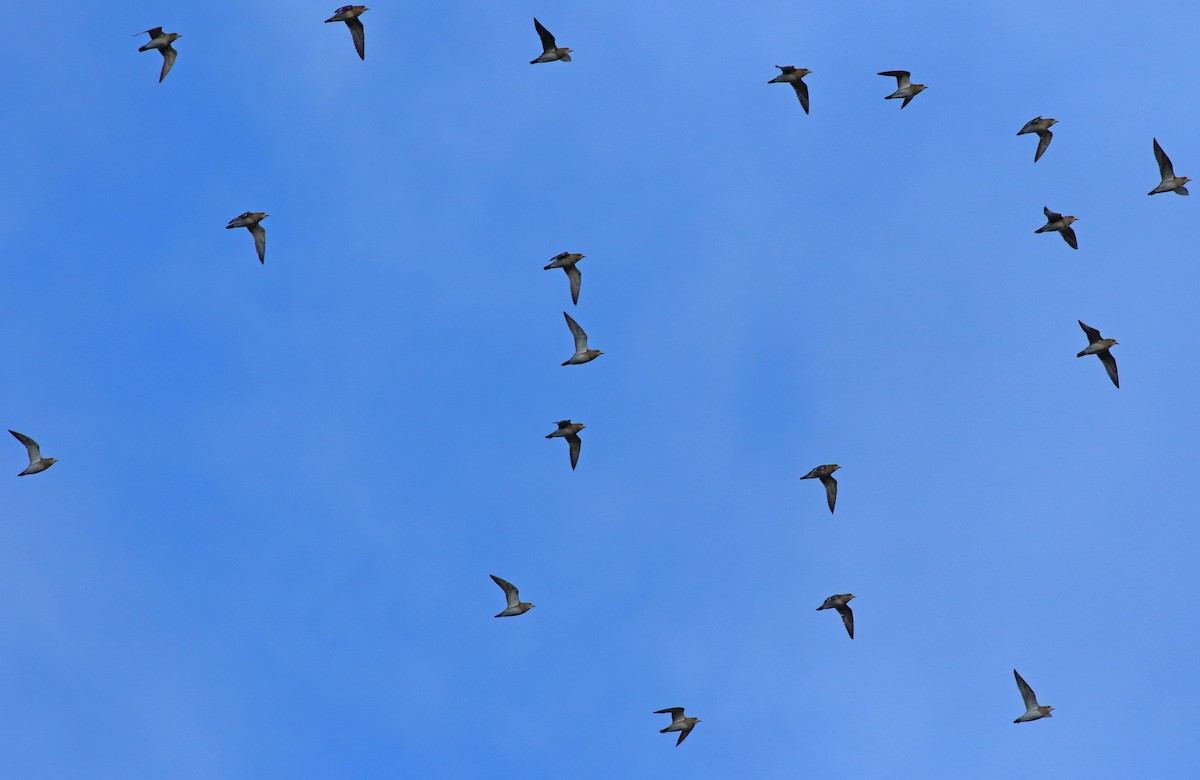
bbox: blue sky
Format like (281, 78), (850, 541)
(1, 1), (1197, 777)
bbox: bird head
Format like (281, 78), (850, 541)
(796, 68), (812, 77)
(562, 48), (573, 55)
(1045, 118), (1058, 127)
(830, 464), (842, 473)
(912, 84), (927, 94)
(1063, 216), (1078, 225)
(44, 458), (58, 466)
(577, 423), (586, 430)
(845, 594), (856, 602)
(1180, 176), (1192, 185)
(168, 33), (182, 42)
(1043, 707), (1054, 717)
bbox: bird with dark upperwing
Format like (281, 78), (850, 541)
(1076, 321), (1119, 388)
(800, 464), (840, 513)
(546, 420), (585, 470)
(1035, 206), (1079, 249)
(1012, 669), (1054, 723)
(544, 252), (584, 304)
(489, 575), (534, 618)
(135, 27), (182, 83)
(531, 19), (572, 63)
(225, 212), (269, 264)
(654, 708), (700, 746)
(816, 593), (856, 639)
(768, 66), (812, 114)
(561, 312), (603, 365)
(1149, 138), (1190, 195)
(325, 6), (368, 60)
(1017, 117), (1057, 162)
(878, 70), (926, 108)
(9, 430), (56, 476)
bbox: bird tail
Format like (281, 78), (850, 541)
(559, 54), (572, 62)
(1176, 186), (1190, 196)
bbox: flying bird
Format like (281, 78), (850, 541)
(654, 708), (700, 746)
(1012, 669), (1054, 723)
(531, 18), (572, 63)
(1035, 206), (1079, 250)
(544, 252), (584, 305)
(878, 71), (926, 108)
(9, 430), (56, 476)
(1076, 321), (1119, 388)
(768, 66), (812, 114)
(800, 464), (840, 514)
(546, 420), (585, 470)
(489, 574), (534, 618)
(1017, 117), (1057, 162)
(1149, 138), (1190, 195)
(135, 27), (182, 83)
(817, 594), (855, 639)
(325, 6), (368, 60)
(561, 312), (603, 366)
(225, 212), (268, 264)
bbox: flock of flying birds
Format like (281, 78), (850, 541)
(11, 7), (1190, 750)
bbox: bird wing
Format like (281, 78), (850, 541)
(777, 65), (795, 74)
(1034, 131), (1052, 162)
(676, 723), (694, 746)
(534, 18), (557, 52)
(248, 223), (267, 263)
(1043, 206), (1062, 222)
(564, 311), (588, 351)
(835, 604), (854, 638)
(1098, 349), (1119, 388)
(490, 574), (520, 608)
(820, 475), (838, 513)
(137, 27), (164, 39)
(901, 94), (915, 109)
(9, 430), (41, 463)
(792, 80), (810, 114)
(1017, 117), (1040, 135)
(655, 707), (686, 721)
(566, 433), (581, 470)
(159, 45), (177, 82)
(346, 17), (365, 60)
(1061, 226), (1078, 250)
(565, 265), (581, 305)
(879, 70), (911, 88)
(1014, 669), (1039, 710)
(1077, 320), (1102, 344)
(1154, 138), (1175, 179)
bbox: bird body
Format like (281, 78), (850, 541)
(1035, 206), (1079, 249)
(225, 212), (268, 263)
(9, 430), (56, 476)
(544, 252), (585, 305)
(561, 311), (603, 365)
(1017, 117), (1057, 162)
(878, 70), (926, 108)
(654, 708), (700, 746)
(531, 19), (571, 63)
(816, 593), (855, 638)
(1149, 138), (1190, 195)
(546, 420), (585, 470)
(490, 574), (534, 617)
(1076, 320), (1119, 388)
(768, 66), (812, 114)
(1012, 669), (1054, 723)
(325, 6), (368, 60)
(800, 464), (840, 513)
(136, 27), (182, 82)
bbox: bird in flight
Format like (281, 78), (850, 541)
(878, 71), (926, 108)
(1148, 138), (1190, 195)
(816, 593), (856, 639)
(135, 27), (182, 83)
(546, 420), (585, 470)
(1076, 321), (1119, 388)
(1017, 117), (1057, 163)
(489, 575), (534, 618)
(800, 464), (841, 514)
(1035, 206), (1079, 250)
(225, 212), (269, 264)
(561, 312), (603, 365)
(654, 708), (700, 746)
(544, 252), (585, 305)
(1012, 669), (1054, 723)
(325, 6), (368, 60)
(531, 19), (572, 63)
(768, 66), (812, 114)
(9, 430), (57, 476)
